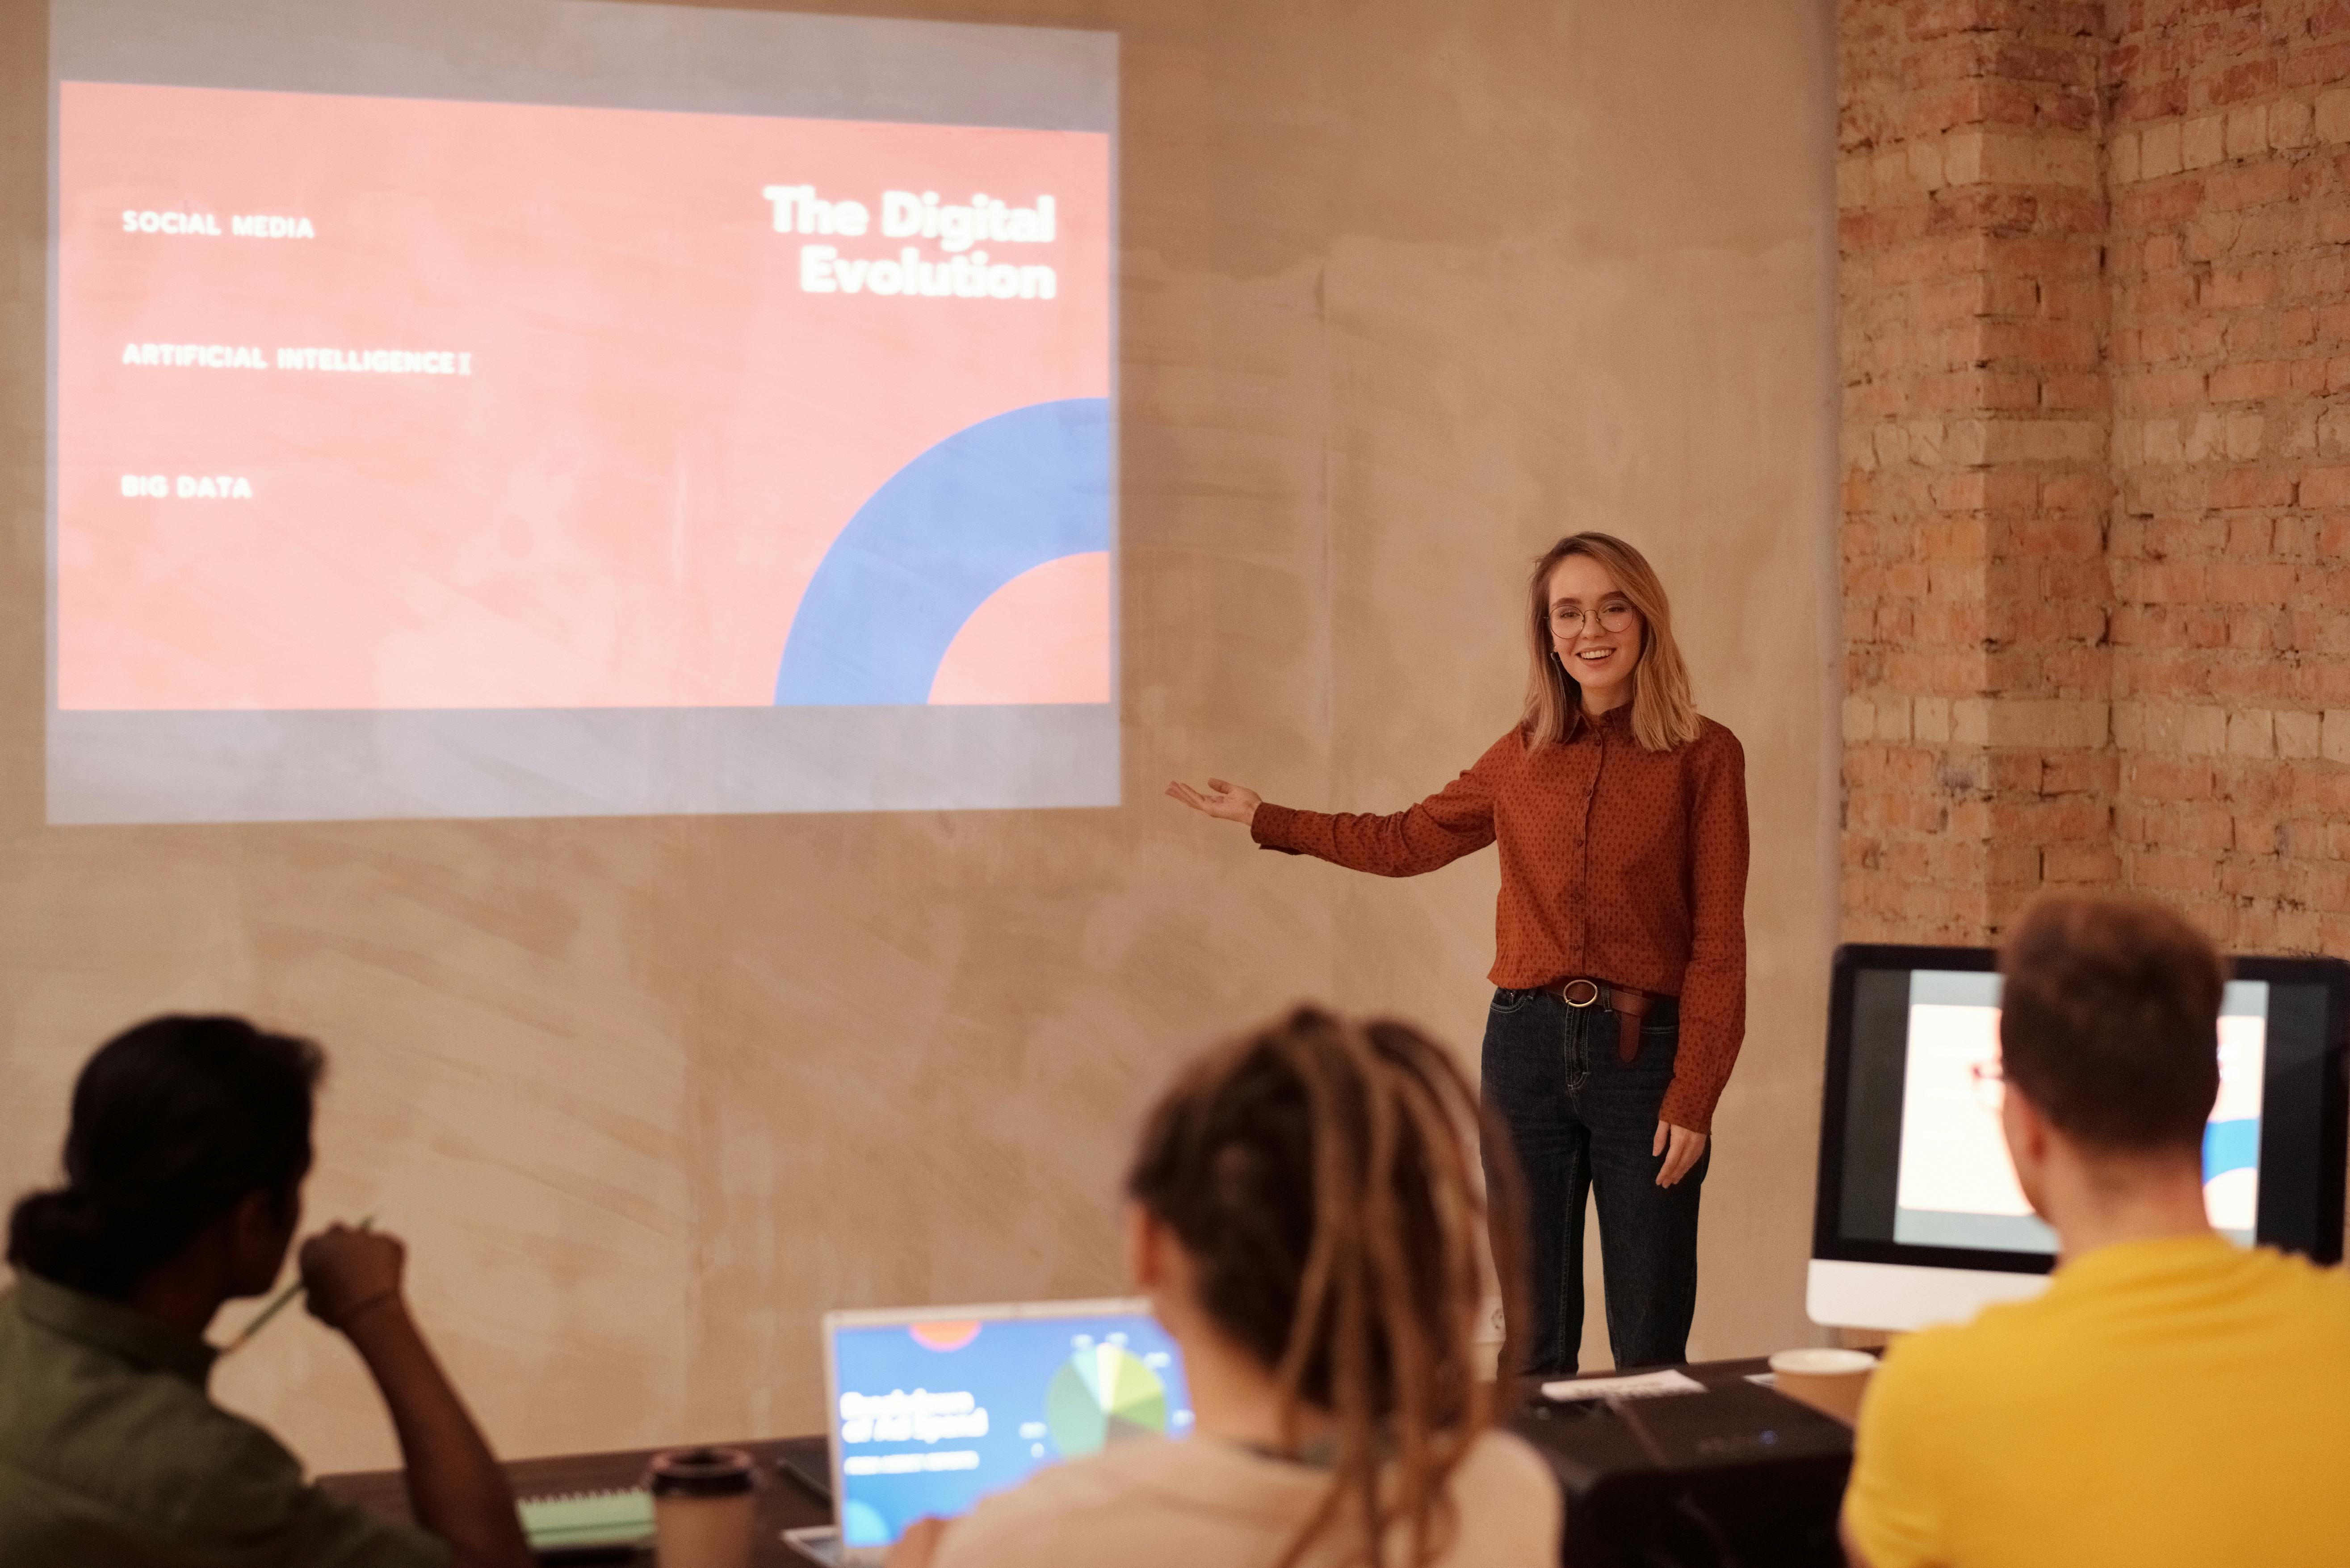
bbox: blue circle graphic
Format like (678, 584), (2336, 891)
(773, 397), (1112, 705)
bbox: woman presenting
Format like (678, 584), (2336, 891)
(1168, 532), (1747, 1377)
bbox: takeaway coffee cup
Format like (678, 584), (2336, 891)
(1767, 1347), (1878, 1425)
(646, 1446), (756, 1568)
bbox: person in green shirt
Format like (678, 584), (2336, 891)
(0, 1015), (532, 1568)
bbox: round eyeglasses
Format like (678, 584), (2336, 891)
(1553, 601), (1637, 636)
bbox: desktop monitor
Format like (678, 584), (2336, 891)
(1809, 943), (2350, 1331)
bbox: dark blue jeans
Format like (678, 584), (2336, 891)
(1481, 986), (1707, 1378)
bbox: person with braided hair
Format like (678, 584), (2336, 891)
(0, 1015), (531, 1568)
(889, 1006), (1559, 1568)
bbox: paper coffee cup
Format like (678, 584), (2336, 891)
(646, 1446), (756, 1568)
(1767, 1347), (1877, 1425)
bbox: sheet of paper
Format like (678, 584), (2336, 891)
(1538, 1368), (1707, 1402)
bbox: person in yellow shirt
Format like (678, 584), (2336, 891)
(1842, 892), (2350, 1568)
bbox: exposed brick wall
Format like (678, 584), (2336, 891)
(1840, 0), (2114, 943)
(2107, 0), (2350, 952)
(1839, 0), (2350, 951)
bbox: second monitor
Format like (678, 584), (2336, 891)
(1809, 944), (2349, 1332)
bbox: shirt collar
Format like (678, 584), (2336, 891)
(2050, 1232), (2239, 1287)
(1572, 702), (1633, 737)
(11, 1270), (220, 1389)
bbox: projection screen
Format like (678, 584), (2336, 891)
(46, 0), (1118, 824)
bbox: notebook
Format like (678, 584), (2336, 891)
(517, 1486), (655, 1556)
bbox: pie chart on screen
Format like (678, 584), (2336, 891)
(1044, 1343), (1168, 1457)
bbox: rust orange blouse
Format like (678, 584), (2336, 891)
(1250, 706), (1750, 1133)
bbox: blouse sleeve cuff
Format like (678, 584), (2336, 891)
(1658, 1075), (1721, 1137)
(1250, 803), (1305, 854)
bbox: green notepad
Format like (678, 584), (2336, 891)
(517, 1487), (656, 1550)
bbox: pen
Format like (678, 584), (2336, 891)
(218, 1213), (376, 1355)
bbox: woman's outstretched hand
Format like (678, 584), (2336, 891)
(1166, 777), (1262, 827)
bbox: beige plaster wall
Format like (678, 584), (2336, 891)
(0, 0), (1837, 1470)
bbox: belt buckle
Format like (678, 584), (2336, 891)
(1561, 977), (1600, 1008)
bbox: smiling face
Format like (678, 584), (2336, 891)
(1546, 553), (1644, 714)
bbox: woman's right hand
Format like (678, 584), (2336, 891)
(1166, 777), (1262, 827)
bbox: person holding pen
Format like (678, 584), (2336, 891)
(0, 1014), (532, 1568)
(1170, 532), (1749, 1376)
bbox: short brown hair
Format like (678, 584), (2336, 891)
(1998, 893), (2224, 1154)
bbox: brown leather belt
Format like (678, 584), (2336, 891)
(1536, 977), (1665, 1063)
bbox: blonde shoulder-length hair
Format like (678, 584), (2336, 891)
(1521, 532), (1702, 753)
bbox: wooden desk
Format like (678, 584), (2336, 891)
(319, 1434), (835, 1565)
(321, 1360), (1851, 1567)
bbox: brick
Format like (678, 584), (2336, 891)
(2319, 406), (2350, 456)
(2207, 561), (2295, 601)
(2225, 411), (2263, 459)
(2330, 715), (2350, 767)
(2133, 367), (2208, 407)
(2228, 710), (2276, 758)
(2206, 161), (2293, 210)
(2285, 39), (2350, 90)
(2111, 130), (2142, 184)
(2225, 105), (2268, 160)
(2277, 710), (2321, 758)
(2182, 114), (2226, 168)
(2271, 96), (2315, 151)
(2208, 360), (2290, 401)
(2304, 467), (2350, 507)
(2203, 266), (2274, 308)
(2212, 469), (2295, 509)
(2172, 412), (2221, 466)
(2119, 75), (2190, 123)
(2321, 89), (2350, 143)
(2215, 59), (2278, 107)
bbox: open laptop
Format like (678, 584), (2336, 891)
(784, 1298), (1194, 1565)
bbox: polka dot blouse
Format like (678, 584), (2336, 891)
(1251, 705), (1750, 1133)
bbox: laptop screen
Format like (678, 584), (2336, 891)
(827, 1301), (1193, 1551)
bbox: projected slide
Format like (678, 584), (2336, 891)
(46, 0), (1117, 823)
(1892, 971), (2267, 1250)
(832, 1314), (1191, 1548)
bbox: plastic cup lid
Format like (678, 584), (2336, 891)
(646, 1446), (757, 1497)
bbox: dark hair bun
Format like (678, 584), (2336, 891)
(5, 1016), (324, 1300)
(5, 1189), (112, 1292)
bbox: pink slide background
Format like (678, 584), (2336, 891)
(56, 82), (1110, 710)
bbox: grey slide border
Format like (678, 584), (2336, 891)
(48, 0), (1119, 825)
(50, 707), (1121, 825)
(53, 0), (1117, 130)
